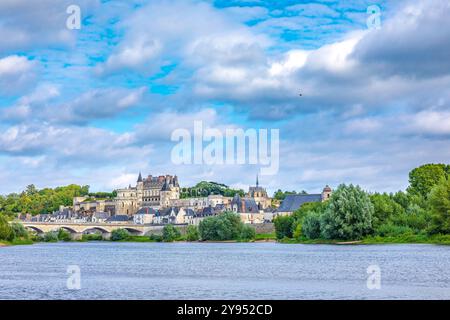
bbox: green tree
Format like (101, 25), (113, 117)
(428, 178), (450, 234)
(43, 231), (59, 242)
(111, 229), (130, 241)
(10, 222), (29, 240)
(320, 184), (374, 240)
(273, 215), (294, 239)
(58, 229), (72, 242)
(370, 193), (405, 228)
(162, 224), (181, 242)
(407, 164), (449, 199)
(240, 225), (256, 241)
(199, 212), (243, 241)
(186, 225), (200, 241)
(302, 210), (322, 239)
(0, 215), (12, 241)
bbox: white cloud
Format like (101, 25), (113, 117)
(0, 55), (38, 95)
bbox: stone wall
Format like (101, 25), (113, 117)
(249, 223), (275, 234)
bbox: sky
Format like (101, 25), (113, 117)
(0, 0), (449, 195)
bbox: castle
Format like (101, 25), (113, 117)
(115, 173), (180, 215)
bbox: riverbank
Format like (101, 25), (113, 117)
(276, 233), (450, 245)
(4, 233), (450, 246)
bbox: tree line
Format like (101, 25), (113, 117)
(274, 163), (450, 241)
(0, 184), (117, 217)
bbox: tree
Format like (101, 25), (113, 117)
(273, 215), (294, 239)
(10, 222), (29, 240)
(58, 228), (72, 241)
(0, 215), (12, 241)
(43, 231), (59, 242)
(199, 212), (244, 241)
(407, 164), (449, 199)
(111, 229), (130, 241)
(240, 225), (256, 241)
(302, 210), (322, 239)
(370, 193), (405, 228)
(320, 184), (374, 240)
(162, 224), (181, 242)
(186, 225), (199, 241)
(428, 178), (450, 234)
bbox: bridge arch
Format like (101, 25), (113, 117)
(59, 226), (78, 234)
(123, 227), (142, 235)
(25, 226), (44, 234)
(82, 227), (110, 234)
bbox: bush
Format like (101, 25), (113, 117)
(302, 210), (322, 239)
(320, 184), (374, 240)
(199, 212), (244, 241)
(58, 229), (72, 241)
(273, 215), (294, 239)
(240, 225), (256, 241)
(375, 223), (414, 237)
(292, 222), (302, 239)
(388, 204), (431, 232)
(0, 215), (12, 241)
(9, 222), (29, 240)
(111, 229), (131, 241)
(43, 231), (59, 242)
(186, 225), (200, 241)
(82, 233), (103, 241)
(149, 234), (163, 242)
(428, 177), (450, 234)
(162, 224), (181, 242)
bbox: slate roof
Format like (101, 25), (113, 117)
(277, 194), (322, 212)
(92, 212), (110, 219)
(106, 215), (131, 222)
(135, 207), (157, 215)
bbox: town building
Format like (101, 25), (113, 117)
(275, 185), (333, 216)
(114, 173), (180, 215)
(230, 194), (265, 224)
(246, 175), (272, 210)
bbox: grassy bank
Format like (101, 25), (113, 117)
(275, 234), (450, 245)
(0, 238), (34, 246)
(361, 234), (450, 245)
(5, 233), (450, 246)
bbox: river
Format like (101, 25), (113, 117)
(1, 242), (449, 299)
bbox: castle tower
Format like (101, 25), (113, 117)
(322, 185), (332, 201)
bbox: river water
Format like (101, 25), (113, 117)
(1, 242), (449, 300)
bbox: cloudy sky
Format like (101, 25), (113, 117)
(0, 0), (449, 195)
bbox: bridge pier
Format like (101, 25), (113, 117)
(102, 232), (111, 240)
(71, 232), (83, 241)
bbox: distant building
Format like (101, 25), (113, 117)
(105, 215), (132, 224)
(231, 194), (264, 224)
(276, 185), (332, 216)
(133, 207), (157, 225)
(246, 175), (272, 210)
(115, 173), (180, 215)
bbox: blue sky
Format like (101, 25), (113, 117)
(0, 0), (449, 195)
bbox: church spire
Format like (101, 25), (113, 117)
(256, 174), (259, 187)
(137, 172), (143, 183)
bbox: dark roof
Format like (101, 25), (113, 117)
(106, 215), (131, 222)
(93, 212), (110, 219)
(277, 194), (322, 212)
(231, 195), (260, 213)
(136, 207), (157, 215)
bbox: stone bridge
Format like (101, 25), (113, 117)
(19, 222), (174, 240)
